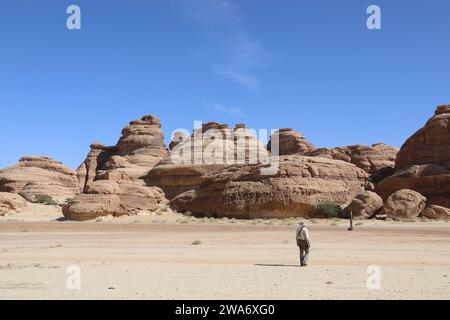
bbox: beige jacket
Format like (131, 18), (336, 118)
(296, 226), (311, 243)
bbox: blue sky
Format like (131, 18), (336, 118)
(1, 0), (449, 169)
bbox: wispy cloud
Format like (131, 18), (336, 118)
(212, 103), (245, 118)
(170, 0), (268, 91)
(172, 0), (240, 25)
(211, 33), (265, 91)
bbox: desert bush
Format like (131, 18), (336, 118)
(317, 202), (339, 218)
(191, 240), (202, 245)
(35, 194), (57, 206)
(65, 198), (75, 205)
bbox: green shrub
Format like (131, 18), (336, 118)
(65, 198), (75, 205)
(183, 211), (192, 217)
(317, 202), (339, 218)
(35, 194), (57, 206)
(191, 240), (202, 245)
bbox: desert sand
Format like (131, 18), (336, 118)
(0, 204), (449, 300)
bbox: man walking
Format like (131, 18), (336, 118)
(296, 222), (311, 267)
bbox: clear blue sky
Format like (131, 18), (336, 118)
(1, 0), (449, 169)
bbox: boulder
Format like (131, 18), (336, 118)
(344, 191), (383, 218)
(420, 205), (450, 220)
(0, 192), (27, 216)
(0, 156), (79, 204)
(383, 189), (427, 220)
(267, 128), (315, 155)
(170, 155), (368, 219)
(63, 180), (166, 221)
(62, 194), (122, 221)
(376, 105), (450, 207)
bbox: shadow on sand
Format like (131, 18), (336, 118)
(254, 264), (299, 268)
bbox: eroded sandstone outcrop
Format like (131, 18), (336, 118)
(305, 143), (398, 180)
(267, 128), (315, 155)
(146, 122), (269, 199)
(376, 105), (450, 208)
(0, 192), (27, 216)
(0, 156), (79, 204)
(77, 143), (116, 192)
(170, 155), (368, 219)
(395, 105), (450, 170)
(65, 115), (170, 220)
(62, 180), (166, 221)
(168, 122), (268, 165)
(146, 160), (224, 199)
(77, 115), (169, 193)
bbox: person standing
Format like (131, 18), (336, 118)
(296, 222), (311, 267)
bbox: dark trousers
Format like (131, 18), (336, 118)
(297, 240), (310, 266)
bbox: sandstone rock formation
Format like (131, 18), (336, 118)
(146, 160), (224, 199)
(147, 122), (269, 199)
(0, 192), (27, 216)
(305, 143), (398, 179)
(376, 164), (450, 207)
(395, 105), (450, 170)
(267, 128), (315, 155)
(169, 122), (268, 166)
(65, 115), (170, 221)
(343, 191), (383, 218)
(77, 115), (169, 193)
(420, 205), (450, 220)
(169, 131), (187, 151)
(170, 155), (368, 219)
(76, 143), (116, 192)
(63, 180), (166, 221)
(383, 189), (427, 220)
(7, 108), (447, 222)
(116, 115), (168, 168)
(0, 157), (79, 204)
(376, 105), (450, 208)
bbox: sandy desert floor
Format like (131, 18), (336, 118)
(0, 204), (449, 300)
